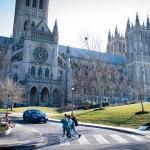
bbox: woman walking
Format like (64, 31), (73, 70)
(71, 114), (81, 138)
(66, 115), (75, 138)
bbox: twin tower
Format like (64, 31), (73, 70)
(107, 13), (150, 94)
(107, 13), (150, 59)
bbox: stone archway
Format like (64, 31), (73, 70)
(53, 88), (61, 107)
(41, 87), (49, 106)
(30, 86), (37, 105)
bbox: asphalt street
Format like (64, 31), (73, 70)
(0, 114), (150, 150)
(15, 117), (150, 150)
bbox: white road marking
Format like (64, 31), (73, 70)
(93, 135), (110, 144)
(78, 135), (90, 145)
(110, 134), (129, 143)
(127, 134), (149, 142)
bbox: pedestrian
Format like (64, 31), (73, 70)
(71, 114), (81, 138)
(60, 114), (68, 137)
(4, 94), (12, 110)
(66, 115), (75, 138)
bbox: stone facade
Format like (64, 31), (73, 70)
(1, 0), (66, 107)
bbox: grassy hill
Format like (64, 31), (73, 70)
(0, 103), (149, 129)
(52, 103), (150, 129)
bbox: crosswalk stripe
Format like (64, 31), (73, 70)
(93, 135), (110, 144)
(60, 137), (70, 145)
(78, 135), (90, 145)
(127, 134), (149, 142)
(110, 134), (129, 143)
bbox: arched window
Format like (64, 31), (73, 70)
(24, 20), (28, 31)
(39, 0), (43, 9)
(145, 34), (147, 44)
(38, 67), (42, 77)
(45, 68), (49, 77)
(31, 66), (35, 76)
(26, 0), (30, 6)
(41, 26), (44, 32)
(31, 22), (35, 29)
(14, 74), (18, 82)
(32, 0), (37, 8)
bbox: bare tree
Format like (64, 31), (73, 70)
(130, 67), (145, 112)
(114, 68), (129, 104)
(72, 30), (114, 109)
(0, 77), (24, 110)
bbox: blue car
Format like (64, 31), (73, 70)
(23, 109), (48, 123)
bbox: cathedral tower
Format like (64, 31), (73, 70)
(13, 0), (49, 45)
(9, 0), (61, 106)
(106, 26), (125, 56)
(125, 13), (150, 100)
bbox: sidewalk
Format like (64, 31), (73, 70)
(0, 113), (149, 148)
(0, 124), (44, 148)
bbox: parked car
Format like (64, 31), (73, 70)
(23, 109), (48, 123)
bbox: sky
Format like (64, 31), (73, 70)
(0, 0), (150, 51)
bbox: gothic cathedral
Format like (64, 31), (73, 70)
(0, 1), (150, 107)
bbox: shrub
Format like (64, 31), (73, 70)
(82, 100), (94, 109)
(0, 123), (8, 132)
(79, 100), (110, 110)
(61, 106), (77, 113)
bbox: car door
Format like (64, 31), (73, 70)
(26, 110), (32, 121)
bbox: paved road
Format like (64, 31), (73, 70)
(15, 118), (150, 150)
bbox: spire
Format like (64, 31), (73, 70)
(52, 20), (58, 35)
(52, 20), (59, 44)
(143, 21), (145, 29)
(135, 12), (140, 27)
(147, 15), (150, 29)
(115, 25), (118, 37)
(66, 45), (70, 58)
(108, 29), (111, 42)
(126, 18), (130, 31)
(131, 23), (134, 29)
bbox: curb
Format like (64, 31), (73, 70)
(0, 126), (11, 137)
(0, 138), (44, 148)
(48, 118), (150, 136)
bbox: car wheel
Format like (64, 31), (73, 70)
(23, 117), (26, 121)
(26, 118), (30, 122)
(44, 120), (47, 123)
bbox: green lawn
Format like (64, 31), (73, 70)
(51, 103), (150, 129)
(0, 103), (150, 129)
(0, 106), (61, 115)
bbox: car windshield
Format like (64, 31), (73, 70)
(31, 110), (43, 114)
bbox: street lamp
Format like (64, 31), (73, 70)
(71, 86), (75, 115)
(11, 93), (13, 111)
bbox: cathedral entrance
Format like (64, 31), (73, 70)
(53, 88), (61, 107)
(30, 86), (37, 105)
(41, 87), (49, 106)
